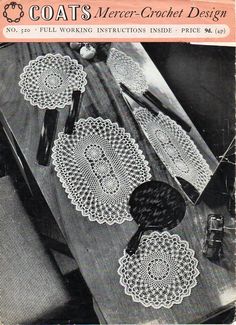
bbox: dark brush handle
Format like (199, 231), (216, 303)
(64, 90), (83, 135)
(143, 90), (191, 133)
(37, 109), (59, 166)
(120, 82), (147, 107)
(126, 227), (146, 256)
(126, 225), (163, 255)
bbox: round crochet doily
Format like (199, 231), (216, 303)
(19, 53), (87, 109)
(118, 231), (199, 309)
(107, 48), (148, 95)
(52, 117), (151, 225)
(133, 107), (212, 193)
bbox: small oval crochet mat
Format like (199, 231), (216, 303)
(52, 117), (151, 225)
(133, 107), (212, 194)
(118, 231), (199, 309)
(107, 47), (148, 95)
(19, 53), (87, 109)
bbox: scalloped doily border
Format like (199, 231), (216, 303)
(52, 117), (152, 225)
(19, 53), (87, 110)
(118, 231), (200, 309)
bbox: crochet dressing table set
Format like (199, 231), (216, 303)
(0, 42), (234, 324)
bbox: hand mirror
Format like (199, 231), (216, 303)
(126, 180), (186, 255)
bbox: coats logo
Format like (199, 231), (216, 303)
(3, 2), (24, 23)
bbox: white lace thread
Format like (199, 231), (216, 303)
(107, 48), (148, 94)
(19, 53), (87, 109)
(118, 231), (199, 309)
(133, 107), (212, 193)
(52, 117), (151, 225)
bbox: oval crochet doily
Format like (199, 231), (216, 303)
(19, 53), (87, 109)
(133, 107), (212, 193)
(107, 47), (148, 95)
(118, 231), (199, 309)
(52, 117), (151, 225)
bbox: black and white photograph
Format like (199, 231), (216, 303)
(0, 41), (235, 324)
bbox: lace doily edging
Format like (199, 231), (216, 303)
(19, 53), (87, 110)
(51, 117), (152, 225)
(117, 231), (200, 309)
(107, 48), (148, 94)
(134, 107), (213, 189)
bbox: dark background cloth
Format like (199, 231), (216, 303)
(143, 43), (235, 159)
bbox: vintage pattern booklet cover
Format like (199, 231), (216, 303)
(0, 0), (235, 324)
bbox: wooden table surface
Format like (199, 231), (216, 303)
(0, 42), (234, 324)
